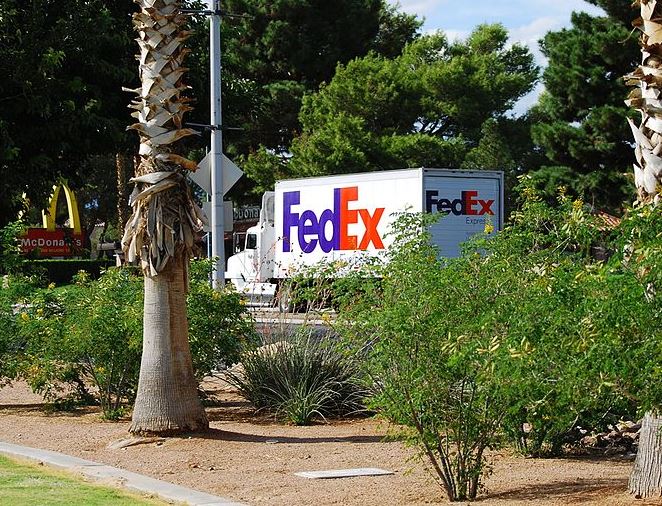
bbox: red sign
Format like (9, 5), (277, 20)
(20, 228), (87, 257)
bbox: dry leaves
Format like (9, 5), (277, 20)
(625, 0), (662, 203)
(122, 0), (205, 277)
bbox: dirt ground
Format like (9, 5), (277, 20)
(0, 380), (659, 506)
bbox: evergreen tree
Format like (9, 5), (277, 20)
(462, 117), (545, 214)
(0, 0), (137, 227)
(531, 2), (639, 212)
(217, 0), (420, 157)
(244, 26), (538, 195)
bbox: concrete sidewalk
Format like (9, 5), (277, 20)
(0, 441), (245, 506)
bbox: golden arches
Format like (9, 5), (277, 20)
(41, 183), (82, 234)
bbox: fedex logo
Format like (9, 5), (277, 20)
(282, 187), (385, 253)
(425, 190), (494, 216)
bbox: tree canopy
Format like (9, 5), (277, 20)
(0, 0), (641, 228)
(0, 0), (137, 227)
(530, 2), (639, 212)
(0, 0), (419, 225)
(217, 0), (420, 157)
(244, 25), (538, 194)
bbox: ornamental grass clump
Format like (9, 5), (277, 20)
(228, 331), (366, 425)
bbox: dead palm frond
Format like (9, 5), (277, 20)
(625, 0), (662, 205)
(122, 0), (205, 277)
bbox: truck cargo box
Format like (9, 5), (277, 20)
(225, 168), (503, 302)
(272, 168), (503, 278)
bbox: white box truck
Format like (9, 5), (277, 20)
(226, 168), (503, 303)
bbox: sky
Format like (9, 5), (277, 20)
(390, 0), (605, 112)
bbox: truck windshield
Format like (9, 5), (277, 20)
(246, 233), (257, 250)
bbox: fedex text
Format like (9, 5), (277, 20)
(282, 187), (385, 253)
(425, 190), (494, 216)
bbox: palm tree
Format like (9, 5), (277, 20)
(624, 0), (662, 497)
(122, 0), (208, 434)
(626, 2), (662, 203)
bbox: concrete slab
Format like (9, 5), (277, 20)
(0, 442), (104, 469)
(0, 441), (245, 506)
(294, 467), (394, 479)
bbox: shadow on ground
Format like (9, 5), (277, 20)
(482, 478), (628, 503)
(188, 427), (384, 445)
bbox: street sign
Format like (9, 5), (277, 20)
(188, 152), (243, 196)
(202, 201), (233, 233)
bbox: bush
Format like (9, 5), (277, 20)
(227, 330), (366, 425)
(607, 202), (662, 413)
(279, 256), (383, 313)
(1, 259), (257, 418)
(339, 211), (515, 501)
(481, 187), (658, 455)
(10, 269), (143, 415)
(338, 180), (661, 501)
(65, 268), (144, 417)
(0, 271), (49, 385)
(187, 259), (258, 379)
(10, 285), (89, 405)
(0, 221), (27, 275)
(25, 259), (115, 285)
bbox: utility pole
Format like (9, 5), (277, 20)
(209, 0), (225, 288)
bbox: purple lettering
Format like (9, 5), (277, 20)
(282, 191), (301, 252)
(280, 186), (386, 254)
(298, 210), (319, 253)
(425, 190), (493, 216)
(318, 209), (337, 253)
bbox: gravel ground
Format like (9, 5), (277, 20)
(0, 380), (658, 506)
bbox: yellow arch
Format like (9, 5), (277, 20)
(41, 183), (82, 234)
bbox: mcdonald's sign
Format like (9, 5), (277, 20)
(20, 183), (88, 257)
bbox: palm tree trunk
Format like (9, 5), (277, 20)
(123, 0), (208, 435)
(624, 0), (662, 497)
(629, 413), (662, 499)
(130, 253), (208, 434)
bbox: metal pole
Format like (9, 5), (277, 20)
(209, 0), (224, 288)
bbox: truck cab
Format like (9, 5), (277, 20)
(225, 192), (277, 304)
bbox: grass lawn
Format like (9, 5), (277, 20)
(0, 454), (164, 505)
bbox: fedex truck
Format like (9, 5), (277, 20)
(225, 168), (504, 303)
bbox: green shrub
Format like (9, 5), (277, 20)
(65, 268), (144, 414)
(11, 285), (88, 404)
(0, 221), (27, 275)
(187, 259), (258, 379)
(0, 307), (19, 385)
(481, 188), (658, 456)
(228, 330), (366, 425)
(279, 256), (383, 313)
(606, 202), (662, 413)
(11, 269), (143, 413)
(337, 180), (661, 501)
(2, 259), (256, 416)
(339, 211), (515, 501)
(0, 272), (48, 386)
(25, 259), (115, 285)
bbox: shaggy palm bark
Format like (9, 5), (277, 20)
(624, 0), (662, 498)
(122, 0), (208, 435)
(626, 1), (662, 202)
